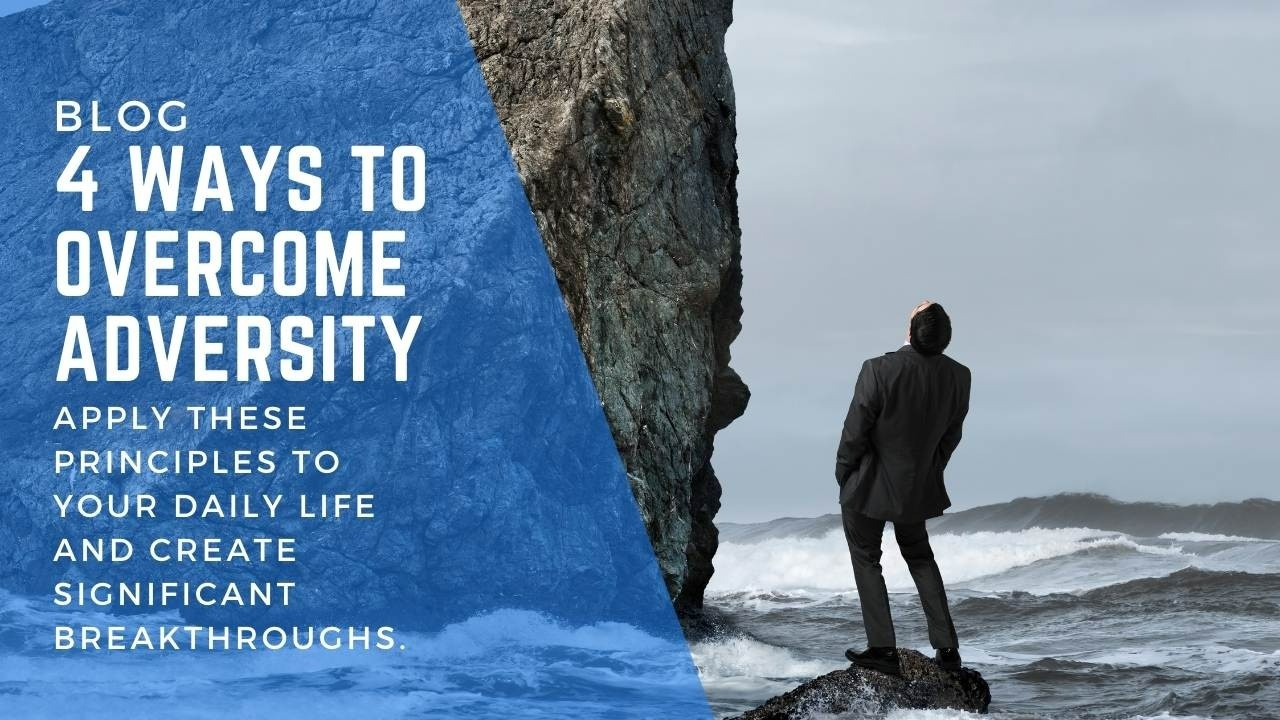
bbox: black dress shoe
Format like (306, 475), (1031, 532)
(845, 646), (901, 676)
(935, 647), (962, 671)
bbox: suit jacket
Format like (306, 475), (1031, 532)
(836, 345), (970, 522)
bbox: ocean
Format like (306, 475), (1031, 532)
(695, 495), (1280, 719)
(1, 495), (1275, 719)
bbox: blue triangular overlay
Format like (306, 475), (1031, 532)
(0, 1), (46, 18)
(0, 1), (711, 717)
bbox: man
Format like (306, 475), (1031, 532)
(836, 300), (970, 675)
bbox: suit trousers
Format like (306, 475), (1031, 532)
(841, 506), (959, 650)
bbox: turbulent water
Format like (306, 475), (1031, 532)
(695, 495), (1280, 719)
(0, 601), (711, 718)
(1, 495), (1275, 718)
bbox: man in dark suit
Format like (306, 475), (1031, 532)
(836, 300), (970, 675)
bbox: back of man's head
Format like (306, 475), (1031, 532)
(909, 302), (952, 356)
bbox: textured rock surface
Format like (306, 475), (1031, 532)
(730, 650), (992, 719)
(0, 0), (743, 629)
(0, 0), (743, 634)
(458, 0), (749, 610)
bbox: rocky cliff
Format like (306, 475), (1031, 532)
(0, 0), (743, 628)
(458, 0), (749, 611)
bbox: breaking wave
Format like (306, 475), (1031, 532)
(708, 525), (1279, 598)
(720, 494), (1280, 546)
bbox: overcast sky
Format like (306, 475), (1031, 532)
(717, 0), (1280, 522)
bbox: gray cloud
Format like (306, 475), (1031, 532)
(716, 0), (1280, 521)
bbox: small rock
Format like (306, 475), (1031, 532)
(729, 649), (991, 719)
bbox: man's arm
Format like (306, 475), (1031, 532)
(937, 368), (970, 470)
(835, 359), (880, 487)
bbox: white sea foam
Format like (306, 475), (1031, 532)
(1159, 531), (1269, 543)
(1084, 645), (1280, 675)
(1192, 540), (1280, 574)
(707, 527), (1187, 596)
(690, 635), (838, 696)
(883, 711), (991, 720)
(402, 608), (677, 659)
(877, 704), (1213, 720)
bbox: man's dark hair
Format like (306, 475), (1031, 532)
(909, 303), (952, 356)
